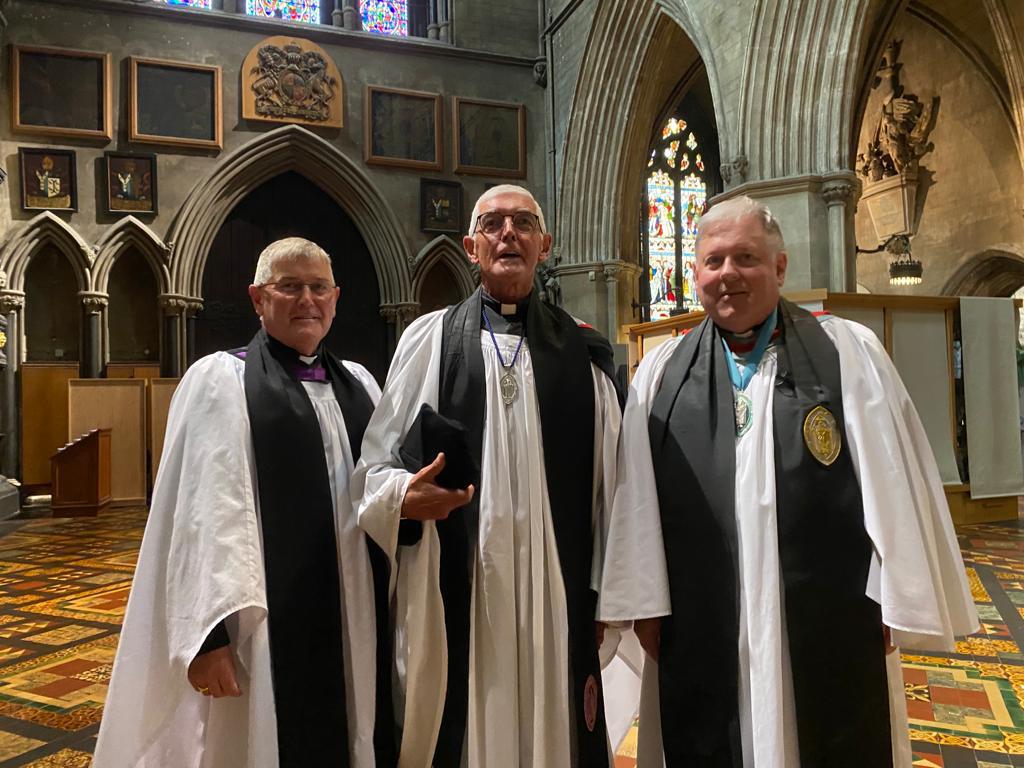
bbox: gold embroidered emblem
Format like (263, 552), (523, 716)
(803, 405), (841, 466)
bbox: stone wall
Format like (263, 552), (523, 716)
(0, 0), (546, 287)
(854, 12), (1024, 295)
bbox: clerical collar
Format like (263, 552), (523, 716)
(480, 290), (529, 334)
(720, 311), (781, 354)
(264, 333), (328, 382)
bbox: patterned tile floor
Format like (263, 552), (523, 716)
(0, 508), (1020, 765)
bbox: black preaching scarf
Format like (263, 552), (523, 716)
(647, 300), (891, 768)
(240, 329), (393, 767)
(429, 286), (615, 767)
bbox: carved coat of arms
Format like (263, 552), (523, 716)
(242, 37), (343, 128)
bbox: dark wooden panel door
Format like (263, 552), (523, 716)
(196, 171), (389, 381)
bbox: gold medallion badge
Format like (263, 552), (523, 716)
(803, 405), (841, 466)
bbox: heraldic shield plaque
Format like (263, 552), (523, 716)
(242, 37), (343, 129)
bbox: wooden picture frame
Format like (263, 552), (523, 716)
(454, 97), (526, 178)
(11, 45), (112, 141)
(364, 85), (442, 171)
(420, 178), (462, 234)
(18, 147), (77, 212)
(129, 56), (222, 150)
(103, 152), (158, 215)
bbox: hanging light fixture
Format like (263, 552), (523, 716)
(884, 235), (923, 286)
(856, 234), (923, 287)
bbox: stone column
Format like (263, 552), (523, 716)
(159, 295), (189, 377)
(380, 302), (420, 356)
(821, 177), (860, 292)
(437, 0), (450, 43)
(221, 0), (241, 13)
(341, 0), (358, 30)
(0, 292), (24, 480)
(185, 299), (204, 369)
(79, 292), (108, 379)
(427, 0), (440, 39)
(603, 263), (621, 341)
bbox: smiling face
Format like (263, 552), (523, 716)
(463, 190), (552, 303)
(694, 213), (788, 333)
(247, 256), (339, 356)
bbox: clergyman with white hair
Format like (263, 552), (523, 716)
(352, 184), (623, 766)
(599, 196), (978, 767)
(95, 237), (394, 768)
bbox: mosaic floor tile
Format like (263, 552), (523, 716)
(0, 731), (45, 760)
(20, 748), (92, 767)
(25, 584), (131, 625)
(25, 624), (106, 646)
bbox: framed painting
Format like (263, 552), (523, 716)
(103, 152), (158, 215)
(11, 45), (112, 141)
(129, 57), (223, 150)
(364, 86), (442, 171)
(420, 178), (462, 234)
(454, 97), (526, 178)
(18, 147), (77, 212)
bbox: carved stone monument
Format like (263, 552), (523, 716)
(857, 40), (938, 242)
(242, 37), (343, 129)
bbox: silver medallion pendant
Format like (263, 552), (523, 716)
(499, 371), (519, 406)
(734, 391), (753, 437)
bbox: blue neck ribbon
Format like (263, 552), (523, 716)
(721, 310), (778, 392)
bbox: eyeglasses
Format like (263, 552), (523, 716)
(474, 211), (541, 236)
(262, 279), (336, 297)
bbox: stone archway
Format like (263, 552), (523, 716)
(168, 125), (411, 304)
(940, 249), (1024, 297)
(556, 0), (878, 333)
(411, 235), (477, 313)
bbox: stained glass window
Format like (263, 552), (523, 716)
(361, 0), (408, 36)
(644, 115), (709, 320)
(159, 0), (212, 7)
(246, 0), (319, 24)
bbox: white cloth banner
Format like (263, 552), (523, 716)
(961, 297), (1024, 498)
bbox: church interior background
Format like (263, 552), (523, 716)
(0, 0), (1022, 764)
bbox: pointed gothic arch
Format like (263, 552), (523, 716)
(411, 235), (477, 302)
(93, 216), (171, 296)
(0, 212), (94, 293)
(940, 249), (1024, 297)
(168, 125), (412, 304)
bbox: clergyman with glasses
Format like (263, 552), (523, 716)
(96, 237), (396, 768)
(353, 185), (623, 766)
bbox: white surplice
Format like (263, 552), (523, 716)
(94, 352), (382, 768)
(352, 310), (621, 768)
(598, 314), (979, 768)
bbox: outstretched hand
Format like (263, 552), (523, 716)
(188, 646), (242, 698)
(401, 452), (475, 521)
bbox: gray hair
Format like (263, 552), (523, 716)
(695, 196), (786, 255)
(252, 237), (332, 285)
(468, 184), (548, 236)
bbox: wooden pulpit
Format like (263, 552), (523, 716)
(51, 428), (112, 517)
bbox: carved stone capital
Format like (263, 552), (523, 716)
(720, 155), (748, 185)
(822, 180), (857, 206)
(79, 292), (108, 314)
(533, 58), (548, 88)
(379, 302), (419, 323)
(159, 294), (191, 316)
(186, 300), (204, 315)
(0, 292), (25, 315)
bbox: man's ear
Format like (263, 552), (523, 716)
(775, 251), (788, 286)
(463, 235), (479, 265)
(538, 232), (553, 263)
(248, 284), (264, 316)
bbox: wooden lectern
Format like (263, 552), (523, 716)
(51, 428), (112, 517)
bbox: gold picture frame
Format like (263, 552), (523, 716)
(129, 56), (223, 150)
(453, 97), (526, 179)
(364, 85), (443, 171)
(11, 44), (112, 141)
